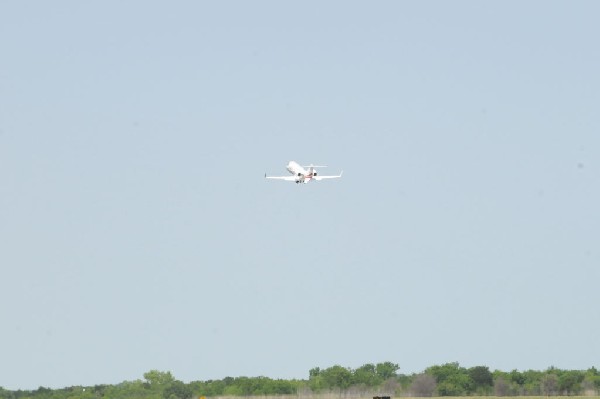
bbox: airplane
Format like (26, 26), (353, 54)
(265, 161), (343, 184)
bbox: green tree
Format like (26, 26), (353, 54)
(468, 366), (493, 393)
(509, 369), (525, 386)
(269, 379), (296, 394)
(521, 369), (544, 395)
(103, 380), (158, 399)
(353, 364), (379, 387)
(191, 379), (226, 396)
(309, 368), (321, 378)
(163, 381), (192, 399)
(436, 373), (473, 396)
(320, 365), (353, 390)
(582, 367), (600, 394)
(144, 371), (176, 387)
(308, 369), (325, 393)
(426, 363), (473, 396)
(222, 385), (243, 396)
(426, 362), (462, 384)
(558, 370), (584, 395)
(586, 367), (600, 390)
(375, 362), (400, 380)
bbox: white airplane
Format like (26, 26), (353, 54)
(265, 161), (343, 184)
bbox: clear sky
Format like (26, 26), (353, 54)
(1, 0), (599, 391)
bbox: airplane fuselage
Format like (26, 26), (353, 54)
(286, 161), (315, 183)
(265, 161), (342, 184)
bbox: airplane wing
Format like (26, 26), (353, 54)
(265, 174), (297, 181)
(313, 171), (343, 181)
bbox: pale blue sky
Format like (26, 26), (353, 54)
(1, 1), (599, 390)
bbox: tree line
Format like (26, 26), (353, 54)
(2, 362), (600, 399)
